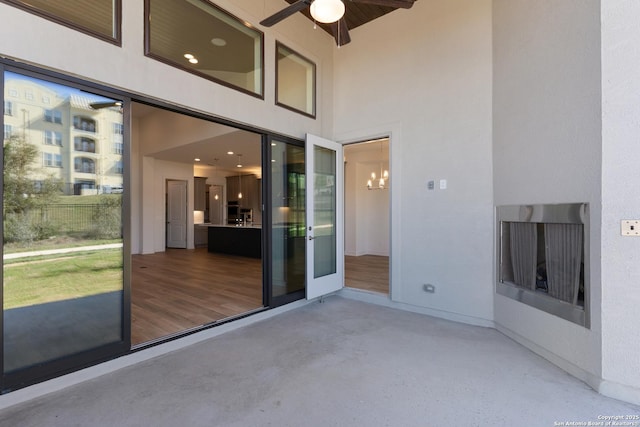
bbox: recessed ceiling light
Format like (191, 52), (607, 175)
(184, 53), (194, 59)
(189, 58), (198, 64)
(194, 158), (201, 162)
(211, 38), (227, 47)
(227, 151), (234, 155)
(236, 163), (242, 168)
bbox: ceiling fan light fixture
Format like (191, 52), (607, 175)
(310, 0), (345, 24)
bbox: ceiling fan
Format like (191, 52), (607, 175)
(260, 0), (415, 46)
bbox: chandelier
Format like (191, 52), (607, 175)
(366, 140), (389, 190)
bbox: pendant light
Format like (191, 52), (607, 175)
(366, 140), (389, 190)
(310, 0), (345, 24)
(236, 154), (243, 200)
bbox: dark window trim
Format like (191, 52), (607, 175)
(0, 0), (122, 46)
(143, 0), (265, 100)
(1, 56), (306, 394)
(275, 41), (317, 119)
(1, 59), (131, 393)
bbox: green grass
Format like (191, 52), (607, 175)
(3, 249), (123, 310)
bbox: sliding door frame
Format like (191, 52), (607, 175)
(1, 59), (132, 392)
(1, 57), (308, 393)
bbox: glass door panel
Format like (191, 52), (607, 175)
(270, 139), (306, 301)
(305, 134), (343, 300)
(2, 71), (126, 376)
(313, 146), (337, 278)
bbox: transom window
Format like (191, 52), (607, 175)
(276, 43), (316, 118)
(0, 0), (121, 44)
(145, 0), (264, 98)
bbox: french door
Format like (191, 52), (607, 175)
(305, 134), (344, 299)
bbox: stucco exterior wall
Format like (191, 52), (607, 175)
(334, 0), (494, 323)
(492, 0), (603, 389)
(600, 0), (640, 405)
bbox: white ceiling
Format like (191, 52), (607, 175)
(132, 102), (262, 176)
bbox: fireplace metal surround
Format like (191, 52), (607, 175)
(496, 203), (589, 328)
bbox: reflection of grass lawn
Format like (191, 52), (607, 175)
(3, 249), (123, 310)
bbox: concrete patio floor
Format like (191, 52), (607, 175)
(0, 296), (638, 426)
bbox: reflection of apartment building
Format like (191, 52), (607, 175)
(3, 78), (123, 195)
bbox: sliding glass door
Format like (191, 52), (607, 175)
(268, 137), (306, 306)
(2, 68), (129, 390)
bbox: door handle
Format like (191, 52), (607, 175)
(308, 235), (315, 240)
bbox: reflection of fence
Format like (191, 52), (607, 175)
(30, 204), (101, 233)
(5, 204), (121, 240)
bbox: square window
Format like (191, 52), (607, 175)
(276, 42), (316, 118)
(145, 0), (263, 98)
(1, 0), (121, 43)
(44, 109), (62, 124)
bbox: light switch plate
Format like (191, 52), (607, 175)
(621, 220), (640, 236)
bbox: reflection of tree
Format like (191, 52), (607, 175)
(3, 135), (62, 243)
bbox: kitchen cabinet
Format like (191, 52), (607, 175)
(226, 174), (262, 224)
(194, 225), (208, 247)
(194, 177), (207, 211)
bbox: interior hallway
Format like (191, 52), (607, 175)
(1, 296), (637, 426)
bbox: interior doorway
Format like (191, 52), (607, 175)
(343, 138), (390, 294)
(166, 179), (188, 248)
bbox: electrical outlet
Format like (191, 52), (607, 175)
(621, 220), (640, 236)
(423, 284), (435, 293)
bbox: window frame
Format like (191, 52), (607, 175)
(0, 0), (122, 46)
(143, 0), (265, 99)
(44, 130), (63, 146)
(275, 42), (317, 119)
(4, 100), (13, 116)
(44, 109), (62, 124)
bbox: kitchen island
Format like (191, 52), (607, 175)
(197, 224), (262, 259)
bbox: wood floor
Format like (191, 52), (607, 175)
(131, 248), (262, 345)
(131, 250), (387, 345)
(345, 255), (389, 294)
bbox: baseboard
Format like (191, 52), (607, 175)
(495, 323), (640, 407)
(338, 287), (495, 328)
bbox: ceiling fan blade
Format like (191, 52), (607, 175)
(351, 0), (415, 9)
(89, 101), (122, 110)
(260, 0), (311, 27)
(330, 18), (351, 46)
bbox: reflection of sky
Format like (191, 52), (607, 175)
(5, 71), (119, 104)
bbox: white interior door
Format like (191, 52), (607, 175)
(306, 134), (344, 299)
(166, 179), (187, 248)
